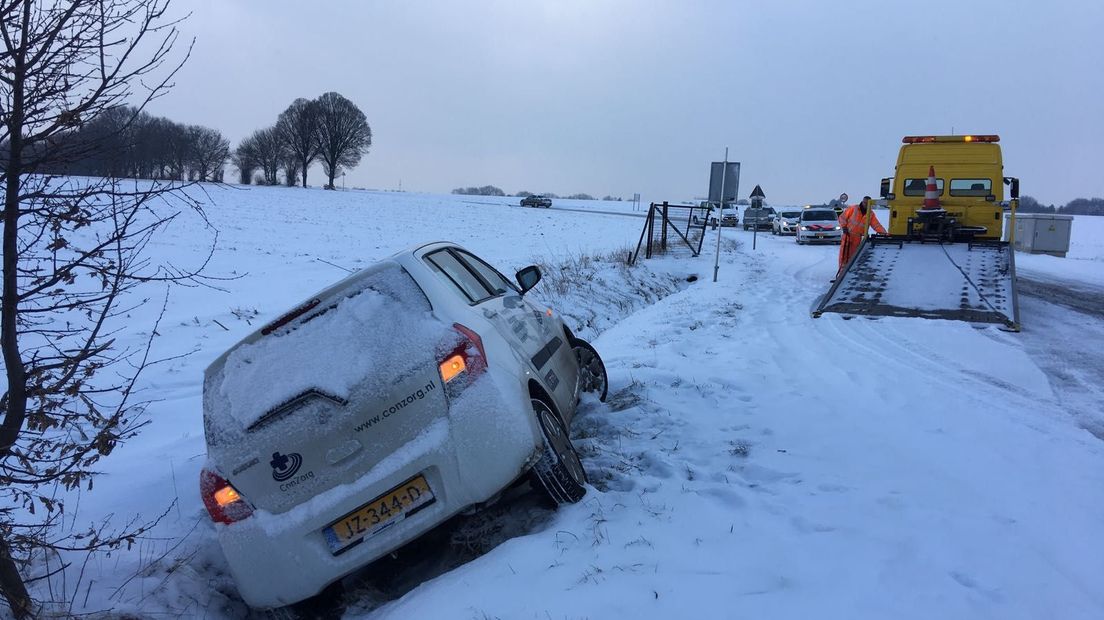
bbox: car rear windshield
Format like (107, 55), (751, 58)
(802, 210), (836, 221)
(781, 211), (800, 218)
(205, 262), (446, 432)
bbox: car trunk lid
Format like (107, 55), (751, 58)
(202, 261), (455, 514)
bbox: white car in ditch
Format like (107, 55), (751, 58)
(199, 242), (607, 610)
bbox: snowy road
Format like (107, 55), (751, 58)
(1019, 274), (1104, 319)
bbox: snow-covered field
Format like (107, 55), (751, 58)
(20, 185), (1104, 619)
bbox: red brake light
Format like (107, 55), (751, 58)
(201, 468), (253, 525)
(438, 323), (486, 393)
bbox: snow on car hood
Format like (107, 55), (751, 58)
(207, 262), (449, 430)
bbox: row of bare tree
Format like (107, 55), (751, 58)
(40, 106), (230, 181)
(31, 94), (373, 190)
(234, 93), (373, 189)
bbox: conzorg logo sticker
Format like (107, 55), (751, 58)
(271, 451), (314, 491)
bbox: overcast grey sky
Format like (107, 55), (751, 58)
(151, 0), (1103, 206)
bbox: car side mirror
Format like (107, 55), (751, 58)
(880, 178), (891, 198)
(1004, 177), (1019, 199)
(515, 265), (541, 295)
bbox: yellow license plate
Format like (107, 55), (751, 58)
(323, 474), (435, 553)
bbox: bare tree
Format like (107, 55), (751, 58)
(252, 126), (284, 186)
(187, 125), (229, 182)
(282, 156), (299, 187)
(164, 121), (191, 181)
(138, 115), (179, 179)
(231, 136), (257, 184)
(314, 92), (371, 190)
(0, 1), (203, 616)
(276, 97), (319, 188)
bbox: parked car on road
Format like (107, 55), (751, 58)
(772, 209), (802, 235)
(692, 203), (738, 227)
(200, 243), (607, 610)
(795, 207), (842, 244)
(719, 204), (738, 227)
(742, 206), (776, 230)
(520, 195), (552, 208)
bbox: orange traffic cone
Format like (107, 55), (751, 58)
(922, 165), (940, 210)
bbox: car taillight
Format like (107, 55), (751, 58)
(438, 323), (486, 397)
(200, 468), (253, 525)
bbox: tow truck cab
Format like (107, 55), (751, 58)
(880, 135), (1018, 240)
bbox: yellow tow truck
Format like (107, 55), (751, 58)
(814, 135), (1021, 330)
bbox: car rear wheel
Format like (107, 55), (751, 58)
(530, 398), (587, 505)
(572, 338), (607, 402)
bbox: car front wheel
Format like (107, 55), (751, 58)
(530, 398), (587, 505)
(572, 338), (608, 402)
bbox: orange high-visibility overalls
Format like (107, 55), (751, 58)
(838, 204), (886, 273)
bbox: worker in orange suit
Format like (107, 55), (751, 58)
(837, 196), (886, 277)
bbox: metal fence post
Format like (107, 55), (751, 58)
(661, 201), (669, 252)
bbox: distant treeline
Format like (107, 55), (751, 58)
(38, 106), (230, 181)
(1019, 196), (1104, 216)
(455, 187), (622, 201)
(452, 185), (506, 196)
(29, 92), (371, 188)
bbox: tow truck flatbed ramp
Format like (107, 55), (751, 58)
(813, 237), (1020, 330)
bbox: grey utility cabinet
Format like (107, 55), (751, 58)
(1004, 213), (1074, 258)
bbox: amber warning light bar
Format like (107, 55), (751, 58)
(903, 135), (1000, 144)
